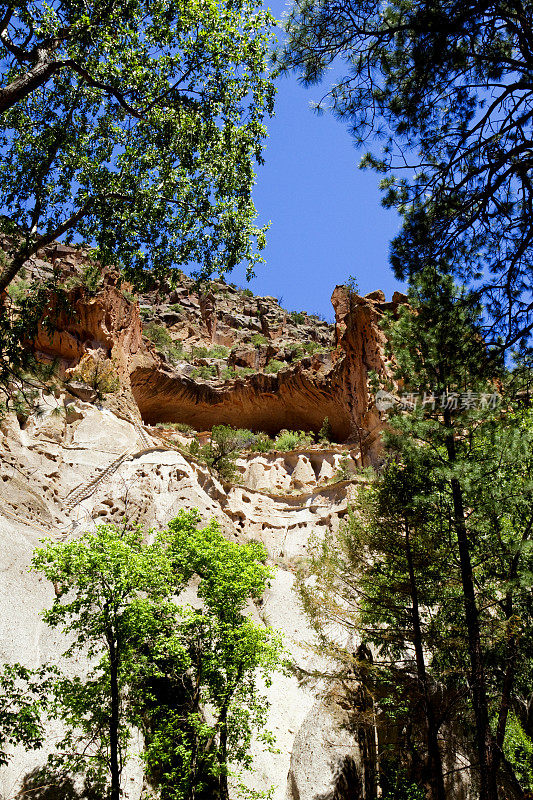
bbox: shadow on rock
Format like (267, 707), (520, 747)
(17, 767), (102, 800)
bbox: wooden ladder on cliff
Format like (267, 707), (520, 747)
(63, 450), (132, 511)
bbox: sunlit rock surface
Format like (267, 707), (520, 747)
(0, 399), (364, 800)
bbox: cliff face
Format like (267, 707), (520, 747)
(0, 398), (364, 800)
(130, 283), (397, 458)
(0, 248), (408, 800)
(24, 247), (400, 460)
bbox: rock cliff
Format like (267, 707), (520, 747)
(21, 246), (402, 461)
(0, 245), (403, 800)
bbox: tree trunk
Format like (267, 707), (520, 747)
(0, 57), (60, 114)
(218, 706), (229, 800)
(108, 638), (121, 800)
(444, 420), (498, 800)
(496, 514), (533, 763)
(405, 519), (446, 800)
(0, 195), (94, 296)
(0, 251), (29, 296)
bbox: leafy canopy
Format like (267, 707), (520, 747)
(143, 511), (282, 800)
(0, 0), (276, 292)
(0, 663), (56, 767)
(32, 523), (179, 794)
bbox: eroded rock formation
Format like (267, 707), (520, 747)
(130, 285), (396, 457)
(0, 245), (405, 799)
(17, 245), (398, 456)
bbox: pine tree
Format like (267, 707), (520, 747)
(381, 270), (533, 798)
(298, 456), (451, 799)
(298, 270), (533, 798)
(280, 0), (533, 349)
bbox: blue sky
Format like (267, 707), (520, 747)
(229, 0), (405, 322)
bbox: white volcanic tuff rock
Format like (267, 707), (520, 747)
(66, 406), (140, 454)
(287, 455), (316, 490)
(0, 513), (66, 800)
(286, 698), (365, 800)
(0, 512), (145, 800)
(239, 456), (291, 492)
(236, 450), (357, 494)
(0, 401), (359, 800)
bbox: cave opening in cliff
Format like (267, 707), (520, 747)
(129, 367), (352, 442)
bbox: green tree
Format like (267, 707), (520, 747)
(298, 458), (450, 800)
(317, 416), (332, 443)
(468, 404), (533, 783)
(139, 511), (282, 800)
(0, 0), (276, 296)
(201, 425), (255, 482)
(32, 524), (178, 800)
(280, 0), (533, 350)
(0, 663), (54, 766)
(380, 271), (533, 799)
(32, 512), (282, 800)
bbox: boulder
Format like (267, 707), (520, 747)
(230, 347), (257, 369)
(286, 698), (365, 800)
(392, 290), (409, 304)
(364, 289), (386, 302)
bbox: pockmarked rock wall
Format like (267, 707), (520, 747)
(0, 397), (369, 800)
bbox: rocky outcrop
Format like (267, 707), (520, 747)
(16, 244), (400, 459)
(286, 698), (365, 800)
(129, 286), (395, 462)
(33, 276), (143, 380)
(130, 360), (350, 439)
(139, 278), (334, 360)
(236, 448), (357, 494)
(329, 287), (396, 459)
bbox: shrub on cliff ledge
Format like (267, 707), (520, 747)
(202, 425), (255, 482)
(318, 417), (333, 443)
(69, 353), (120, 399)
(143, 323), (184, 365)
(252, 432), (275, 452)
(208, 345), (230, 359)
(273, 429), (313, 451)
(264, 359), (285, 375)
(289, 311), (306, 325)
(250, 333), (268, 347)
(190, 365), (218, 380)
